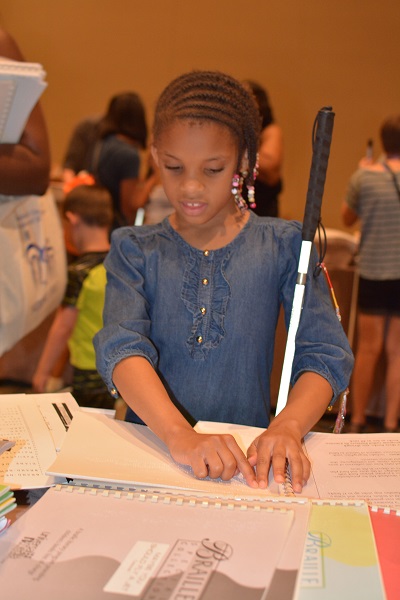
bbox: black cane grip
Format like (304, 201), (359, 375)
(302, 107), (335, 241)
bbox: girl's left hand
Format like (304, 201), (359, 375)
(246, 422), (310, 492)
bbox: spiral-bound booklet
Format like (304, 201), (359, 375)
(0, 483), (299, 600)
(369, 505), (400, 600)
(46, 412), (270, 498)
(298, 500), (386, 600)
(47, 411), (400, 512)
(0, 58), (47, 143)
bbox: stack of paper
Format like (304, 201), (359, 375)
(1, 407), (389, 599)
(0, 57), (47, 143)
(0, 407), (391, 598)
(0, 393), (80, 490)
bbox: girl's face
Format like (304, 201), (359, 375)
(152, 120), (241, 227)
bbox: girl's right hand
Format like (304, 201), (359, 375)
(168, 429), (259, 488)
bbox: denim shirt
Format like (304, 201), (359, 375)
(94, 212), (353, 427)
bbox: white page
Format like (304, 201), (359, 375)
(194, 420), (264, 448)
(0, 485), (295, 600)
(301, 431), (400, 510)
(33, 392), (79, 451)
(0, 393), (80, 489)
(47, 412), (283, 498)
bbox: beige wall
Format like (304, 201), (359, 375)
(1, 0), (399, 229)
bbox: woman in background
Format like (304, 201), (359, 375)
(90, 92), (148, 227)
(244, 80), (283, 217)
(342, 115), (400, 433)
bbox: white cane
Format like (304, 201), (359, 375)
(275, 107), (335, 416)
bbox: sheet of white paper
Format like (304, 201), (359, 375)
(0, 393), (80, 489)
(34, 392), (80, 451)
(194, 420), (263, 449)
(301, 432), (400, 510)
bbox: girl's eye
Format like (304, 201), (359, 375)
(165, 165), (181, 172)
(206, 168), (224, 175)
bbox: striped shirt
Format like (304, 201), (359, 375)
(346, 168), (400, 279)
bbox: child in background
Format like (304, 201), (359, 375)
(95, 71), (353, 491)
(33, 184), (114, 409)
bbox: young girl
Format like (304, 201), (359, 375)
(95, 71), (353, 492)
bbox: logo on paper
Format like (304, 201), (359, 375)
(26, 242), (55, 285)
(300, 530), (332, 588)
(105, 538), (234, 599)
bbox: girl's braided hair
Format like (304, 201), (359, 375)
(153, 71), (261, 186)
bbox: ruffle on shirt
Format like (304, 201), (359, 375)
(181, 248), (231, 359)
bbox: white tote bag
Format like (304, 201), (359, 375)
(0, 189), (67, 356)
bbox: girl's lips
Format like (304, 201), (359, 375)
(181, 201), (207, 215)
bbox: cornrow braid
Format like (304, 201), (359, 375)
(153, 71), (261, 185)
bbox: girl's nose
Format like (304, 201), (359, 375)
(181, 177), (204, 197)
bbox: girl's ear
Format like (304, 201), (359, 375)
(240, 150), (249, 175)
(150, 145), (159, 167)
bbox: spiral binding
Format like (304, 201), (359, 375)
(53, 483), (309, 512)
(279, 461), (295, 496)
